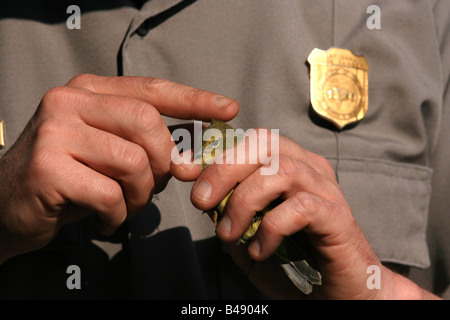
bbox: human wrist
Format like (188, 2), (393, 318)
(377, 265), (441, 300)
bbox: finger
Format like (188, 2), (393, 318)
(66, 74), (239, 121)
(58, 89), (174, 191)
(34, 151), (128, 236)
(248, 192), (323, 261)
(169, 122), (207, 181)
(170, 149), (202, 182)
(248, 192), (357, 262)
(175, 127), (279, 185)
(189, 128), (277, 210)
(61, 122), (154, 217)
(215, 156), (343, 242)
(173, 126), (337, 184)
(188, 129), (338, 211)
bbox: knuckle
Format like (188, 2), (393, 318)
(262, 213), (281, 235)
(334, 201), (352, 219)
(120, 144), (149, 173)
(276, 156), (300, 179)
(40, 87), (68, 112)
(141, 77), (171, 95)
(329, 180), (345, 200)
(66, 73), (98, 87)
(130, 101), (161, 134)
(326, 201), (355, 233)
(182, 87), (204, 105)
(35, 120), (64, 140)
(98, 180), (124, 211)
(312, 154), (335, 178)
(293, 192), (317, 214)
(259, 159), (280, 176)
(276, 153), (334, 183)
(40, 86), (88, 115)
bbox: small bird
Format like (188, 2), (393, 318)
(195, 119), (322, 295)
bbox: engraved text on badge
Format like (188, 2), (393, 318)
(307, 48), (369, 129)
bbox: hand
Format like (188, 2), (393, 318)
(0, 74), (239, 264)
(172, 128), (439, 299)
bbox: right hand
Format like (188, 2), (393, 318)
(0, 74), (239, 263)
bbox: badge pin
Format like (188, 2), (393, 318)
(307, 48), (369, 129)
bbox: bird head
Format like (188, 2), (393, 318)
(195, 119), (236, 169)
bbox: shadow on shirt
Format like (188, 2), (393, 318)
(0, 0), (142, 24)
(0, 202), (266, 299)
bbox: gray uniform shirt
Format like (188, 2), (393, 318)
(0, 0), (449, 299)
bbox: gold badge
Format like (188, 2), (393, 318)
(307, 48), (369, 129)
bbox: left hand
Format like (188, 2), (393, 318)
(171, 128), (438, 300)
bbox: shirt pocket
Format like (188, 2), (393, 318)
(332, 158), (432, 268)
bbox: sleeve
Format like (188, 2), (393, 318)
(426, 0), (450, 297)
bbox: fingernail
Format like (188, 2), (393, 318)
(249, 238), (261, 257)
(192, 180), (212, 201)
(217, 216), (232, 236)
(214, 95), (234, 109)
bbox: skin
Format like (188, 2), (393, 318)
(0, 74), (239, 264)
(172, 129), (441, 300)
(0, 73), (440, 299)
